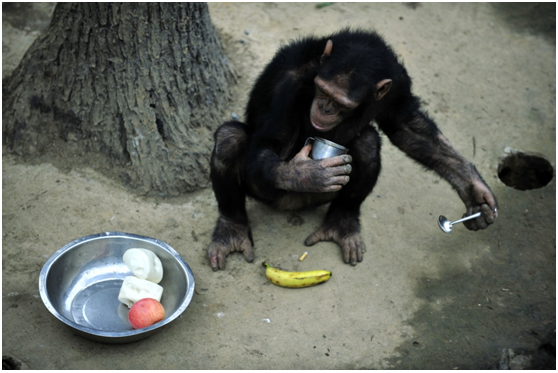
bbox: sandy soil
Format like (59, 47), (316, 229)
(2, 3), (555, 369)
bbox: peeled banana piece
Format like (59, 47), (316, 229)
(263, 261), (332, 288)
(118, 276), (164, 308)
(123, 248), (163, 283)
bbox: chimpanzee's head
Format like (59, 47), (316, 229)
(310, 32), (400, 132)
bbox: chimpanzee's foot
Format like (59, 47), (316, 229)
(207, 216), (255, 271)
(304, 218), (365, 266)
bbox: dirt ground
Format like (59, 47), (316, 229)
(2, 2), (556, 370)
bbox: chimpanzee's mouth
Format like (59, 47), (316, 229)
(311, 119), (336, 132)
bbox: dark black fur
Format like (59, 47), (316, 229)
(236, 29), (422, 208)
(207, 28), (497, 270)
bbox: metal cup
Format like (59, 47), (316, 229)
(305, 137), (349, 160)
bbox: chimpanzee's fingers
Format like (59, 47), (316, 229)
(241, 239), (255, 263)
(349, 241), (358, 265)
(474, 194), (497, 224)
(352, 235), (365, 265)
(482, 191), (498, 218)
(463, 210), (480, 231)
(304, 232), (320, 246)
(469, 204), (493, 230)
(474, 212), (488, 230)
(328, 164), (352, 176)
(481, 204), (496, 225)
(209, 253), (219, 271)
(320, 185), (343, 193)
(217, 250), (226, 270)
(316, 178), (350, 193)
(295, 144), (313, 160)
(342, 242), (351, 264)
(304, 228), (328, 246)
(356, 239), (364, 262)
(464, 204), (494, 231)
(321, 154), (352, 168)
(208, 244), (219, 271)
(470, 181), (498, 222)
(328, 175), (350, 186)
(341, 234), (365, 265)
(208, 243), (227, 271)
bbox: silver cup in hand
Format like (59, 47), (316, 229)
(305, 137), (349, 160)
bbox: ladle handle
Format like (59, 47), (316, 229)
(451, 212), (482, 226)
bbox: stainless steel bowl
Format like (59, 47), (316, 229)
(39, 232), (195, 343)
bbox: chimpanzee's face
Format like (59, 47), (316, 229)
(310, 73), (393, 132)
(310, 75), (359, 132)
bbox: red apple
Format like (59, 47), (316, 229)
(128, 298), (165, 329)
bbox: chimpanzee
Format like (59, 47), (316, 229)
(207, 29), (498, 271)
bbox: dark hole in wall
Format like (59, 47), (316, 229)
(497, 152), (554, 190)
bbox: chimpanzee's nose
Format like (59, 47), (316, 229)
(319, 99), (336, 115)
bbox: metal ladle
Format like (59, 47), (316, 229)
(438, 212), (482, 233)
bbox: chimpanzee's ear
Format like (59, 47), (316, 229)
(374, 79), (392, 100)
(320, 40), (333, 64)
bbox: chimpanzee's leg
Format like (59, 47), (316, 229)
(305, 125), (381, 265)
(207, 121), (255, 271)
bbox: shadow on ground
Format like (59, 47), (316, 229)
(491, 3), (556, 42)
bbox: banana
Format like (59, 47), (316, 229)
(262, 261), (332, 288)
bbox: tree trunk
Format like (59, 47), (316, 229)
(2, 3), (235, 196)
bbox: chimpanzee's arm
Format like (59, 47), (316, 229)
(376, 97), (498, 230)
(245, 137), (352, 199)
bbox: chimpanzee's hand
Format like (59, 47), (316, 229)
(460, 179), (498, 231)
(276, 145), (352, 193)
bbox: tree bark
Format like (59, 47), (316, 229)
(3, 3), (235, 196)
